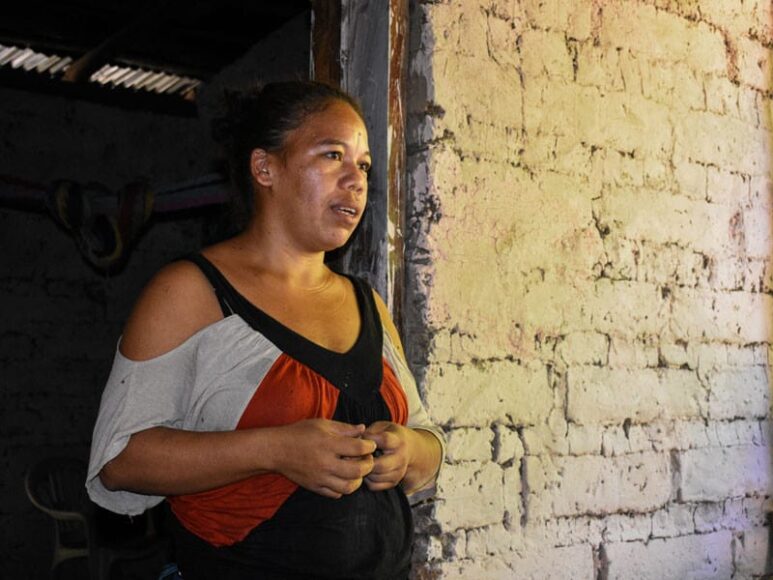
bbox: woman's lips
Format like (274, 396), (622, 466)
(331, 204), (360, 220)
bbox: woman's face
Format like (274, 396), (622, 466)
(257, 100), (371, 254)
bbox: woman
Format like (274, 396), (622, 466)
(86, 81), (444, 579)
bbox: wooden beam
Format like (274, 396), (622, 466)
(334, 0), (408, 330)
(387, 0), (409, 331)
(310, 0), (342, 86)
(62, 0), (174, 83)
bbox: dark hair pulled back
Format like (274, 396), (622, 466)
(212, 80), (364, 229)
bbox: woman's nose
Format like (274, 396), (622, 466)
(343, 163), (367, 194)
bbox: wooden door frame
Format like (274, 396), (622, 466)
(311, 0), (409, 333)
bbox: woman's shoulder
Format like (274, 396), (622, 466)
(367, 286), (406, 359)
(120, 258), (224, 361)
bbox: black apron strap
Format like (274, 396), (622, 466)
(184, 254), (235, 317)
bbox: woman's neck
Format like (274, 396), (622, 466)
(227, 220), (333, 290)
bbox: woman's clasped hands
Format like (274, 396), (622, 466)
(271, 418), (417, 499)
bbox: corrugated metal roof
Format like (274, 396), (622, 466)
(0, 42), (201, 99)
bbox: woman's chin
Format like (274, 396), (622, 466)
(319, 232), (356, 254)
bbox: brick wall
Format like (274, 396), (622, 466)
(405, 1), (773, 578)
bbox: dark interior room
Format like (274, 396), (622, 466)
(1, 1), (315, 577)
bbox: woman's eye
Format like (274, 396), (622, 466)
(325, 151), (343, 161)
(359, 163), (371, 174)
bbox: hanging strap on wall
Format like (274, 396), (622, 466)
(0, 173), (228, 270)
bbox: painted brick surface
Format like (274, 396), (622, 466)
(605, 531), (734, 579)
(407, 0), (772, 576)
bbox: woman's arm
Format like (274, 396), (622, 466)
(366, 290), (444, 494)
(361, 421), (442, 494)
(101, 420), (376, 499)
(96, 262), (376, 500)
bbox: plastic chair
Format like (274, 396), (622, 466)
(25, 456), (166, 580)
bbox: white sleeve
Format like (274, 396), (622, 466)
(382, 334), (445, 498)
(86, 341), (196, 515)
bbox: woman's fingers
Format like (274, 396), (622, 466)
(273, 419), (378, 496)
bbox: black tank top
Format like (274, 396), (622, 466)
(171, 255), (413, 580)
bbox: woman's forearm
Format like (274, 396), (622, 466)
(99, 426), (277, 495)
(402, 428), (443, 495)
(99, 419), (379, 498)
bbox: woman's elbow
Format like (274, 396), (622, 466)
(97, 430), (158, 491)
(98, 457), (129, 491)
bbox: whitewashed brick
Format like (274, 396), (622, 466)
(744, 204), (773, 258)
(736, 35), (770, 91)
(503, 464), (521, 525)
(659, 342), (689, 368)
(674, 111), (768, 175)
(528, 452), (672, 517)
(601, 425), (631, 457)
(606, 531), (734, 580)
(689, 343), (727, 373)
(601, 423), (658, 456)
(671, 289), (773, 343)
(704, 74), (739, 117)
(567, 367), (703, 425)
(651, 503), (695, 538)
(694, 501), (724, 533)
(714, 419), (763, 447)
(673, 420), (711, 449)
(722, 498), (750, 531)
(413, 0), (772, 576)
(706, 165), (749, 205)
(520, 29), (574, 80)
(600, 236), (639, 282)
(674, 160), (707, 201)
(707, 367), (769, 419)
(493, 425), (524, 464)
(446, 530), (467, 561)
(435, 543), (595, 580)
(738, 85), (760, 126)
(568, 424), (602, 456)
(603, 513), (652, 542)
(603, 4), (727, 72)
(523, 0), (591, 37)
(680, 445), (771, 501)
(725, 345), (759, 367)
(596, 186), (738, 254)
(582, 281), (669, 338)
(430, 558), (512, 580)
(435, 462), (505, 530)
(576, 44), (624, 90)
(643, 155), (669, 189)
(534, 516), (605, 547)
(556, 331), (609, 365)
(446, 427), (494, 462)
(426, 534), (445, 563)
(465, 524), (513, 558)
(521, 423), (569, 456)
(734, 527), (773, 578)
(743, 496), (773, 527)
(608, 336), (659, 368)
(424, 361), (552, 426)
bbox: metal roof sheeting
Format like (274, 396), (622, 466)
(0, 43), (201, 98)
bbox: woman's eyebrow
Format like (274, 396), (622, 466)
(315, 137), (371, 157)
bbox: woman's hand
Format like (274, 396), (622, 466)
(270, 419), (377, 499)
(361, 421), (414, 491)
(362, 421), (443, 494)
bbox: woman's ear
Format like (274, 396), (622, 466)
(250, 149), (273, 187)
